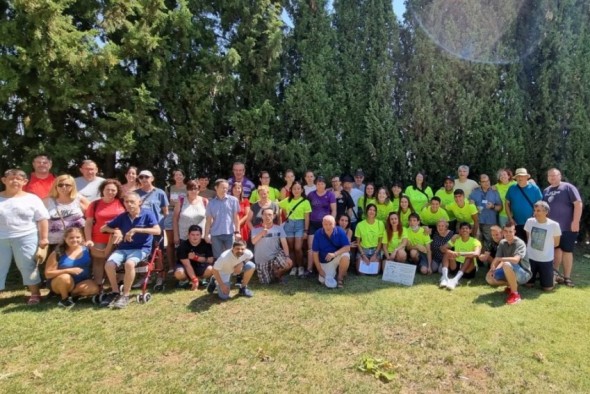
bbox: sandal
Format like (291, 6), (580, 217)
(563, 277), (575, 287)
(553, 269), (565, 284)
(337, 279), (344, 289)
(27, 295), (41, 305)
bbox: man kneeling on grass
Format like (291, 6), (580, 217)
(100, 192), (161, 309)
(439, 222), (482, 290)
(486, 222), (532, 305)
(207, 240), (255, 299)
(251, 208), (293, 284)
(312, 215), (350, 289)
(174, 225), (214, 290)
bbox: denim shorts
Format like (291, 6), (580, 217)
(163, 213), (174, 230)
(360, 247), (382, 260)
(108, 249), (149, 267)
(283, 219), (305, 238)
(217, 261), (255, 299)
(493, 262), (532, 284)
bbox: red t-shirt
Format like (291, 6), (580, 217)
(86, 199), (125, 243)
(24, 173), (55, 199)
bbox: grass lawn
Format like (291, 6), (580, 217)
(1, 249), (590, 393)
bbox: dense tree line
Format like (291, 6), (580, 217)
(1, 1), (589, 212)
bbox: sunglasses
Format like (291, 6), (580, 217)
(138, 175), (150, 179)
(57, 183), (73, 188)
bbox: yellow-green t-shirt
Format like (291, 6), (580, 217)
(354, 219), (385, 248)
(375, 201), (395, 223)
(278, 197), (312, 221)
(404, 186), (434, 212)
(249, 187), (281, 203)
(357, 197), (377, 219)
(383, 227), (408, 252)
(391, 197), (401, 212)
(448, 236), (481, 263)
(446, 202), (478, 224)
(406, 227), (431, 247)
(435, 189), (456, 220)
(419, 206), (450, 226)
(495, 181), (516, 218)
(399, 209), (412, 228)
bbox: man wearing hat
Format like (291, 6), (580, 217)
(353, 169), (366, 193)
(505, 168), (542, 243)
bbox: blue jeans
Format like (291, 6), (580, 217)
(493, 262), (531, 284)
(0, 232), (41, 289)
(211, 234), (234, 258)
(217, 261), (255, 300)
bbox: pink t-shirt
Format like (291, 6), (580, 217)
(86, 199), (125, 243)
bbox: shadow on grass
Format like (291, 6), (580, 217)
(471, 291), (509, 308)
(187, 292), (240, 313)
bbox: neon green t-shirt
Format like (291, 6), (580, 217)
(448, 236), (481, 263)
(391, 197), (401, 213)
(278, 197), (312, 220)
(375, 201), (394, 223)
(249, 187), (281, 203)
(446, 202), (478, 224)
(399, 209), (412, 228)
(383, 227), (408, 252)
(406, 227), (431, 247)
(495, 181), (516, 218)
(354, 219), (385, 248)
(419, 206), (450, 226)
(357, 197), (377, 219)
(435, 189), (456, 220)
(404, 186), (433, 212)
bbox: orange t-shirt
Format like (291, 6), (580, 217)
(24, 173), (55, 199)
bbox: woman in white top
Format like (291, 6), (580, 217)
(0, 169), (50, 305)
(173, 180), (208, 244)
(44, 174), (89, 248)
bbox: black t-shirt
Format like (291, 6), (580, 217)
(177, 240), (213, 264)
(335, 191), (355, 216)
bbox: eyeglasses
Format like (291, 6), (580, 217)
(138, 175), (150, 179)
(57, 183), (73, 188)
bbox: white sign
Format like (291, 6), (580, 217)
(382, 261), (416, 286)
(358, 261), (380, 275)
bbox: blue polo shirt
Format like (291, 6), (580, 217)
(506, 183), (542, 225)
(312, 227), (350, 264)
(470, 187), (502, 225)
(107, 208), (158, 252)
(205, 194), (240, 236)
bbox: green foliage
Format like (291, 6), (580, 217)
(356, 356), (397, 383)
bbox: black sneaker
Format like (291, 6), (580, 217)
(238, 286), (254, 297)
(58, 297), (75, 308)
(176, 280), (190, 289)
(235, 274), (243, 288)
(112, 295), (130, 309)
(99, 292), (119, 308)
(207, 277), (217, 294)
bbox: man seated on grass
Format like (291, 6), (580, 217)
(251, 208), (293, 284)
(100, 192), (161, 309)
(439, 222), (482, 290)
(486, 222), (532, 305)
(478, 225), (503, 270)
(406, 213), (434, 275)
(207, 240), (255, 299)
(312, 215), (350, 289)
(174, 225), (214, 290)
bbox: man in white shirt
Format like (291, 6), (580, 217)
(75, 160), (105, 201)
(207, 240), (255, 299)
(454, 165), (479, 199)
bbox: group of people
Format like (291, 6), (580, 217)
(0, 156), (582, 307)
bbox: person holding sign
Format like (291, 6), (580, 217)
(382, 212), (408, 267)
(312, 215), (351, 289)
(439, 222), (482, 290)
(405, 213), (433, 275)
(354, 204), (384, 275)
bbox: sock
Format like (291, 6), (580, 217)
(442, 267), (449, 279)
(454, 271), (464, 282)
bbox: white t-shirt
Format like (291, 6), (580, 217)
(454, 178), (479, 199)
(213, 248), (254, 274)
(75, 176), (105, 201)
(524, 217), (562, 262)
(0, 193), (50, 238)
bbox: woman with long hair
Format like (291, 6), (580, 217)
(121, 166), (139, 194)
(357, 182), (376, 220)
(375, 186), (394, 223)
(404, 172), (433, 212)
(45, 227), (99, 308)
(382, 212), (408, 266)
(279, 180), (311, 277)
(398, 195), (415, 228)
(165, 169), (187, 272)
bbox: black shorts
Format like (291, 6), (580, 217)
(176, 262), (211, 277)
(308, 220), (323, 235)
(558, 231), (577, 253)
(528, 259), (553, 288)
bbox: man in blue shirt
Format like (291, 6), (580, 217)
(312, 215), (351, 289)
(469, 174), (502, 250)
(505, 168), (542, 243)
(100, 192), (161, 309)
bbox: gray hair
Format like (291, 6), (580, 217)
(534, 200), (550, 213)
(458, 165), (470, 173)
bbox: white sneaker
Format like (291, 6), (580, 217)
(446, 278), (458, 290)
(298, 267), (305, 277)
(289, 267), (297, 276)
(439, 277), (449, 288)
(318, 276), (325, 284)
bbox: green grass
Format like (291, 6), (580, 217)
(2, 250), (590, 393)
